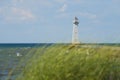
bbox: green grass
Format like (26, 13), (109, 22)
(11, 45), (120, 80)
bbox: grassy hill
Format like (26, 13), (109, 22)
(10, 45), (120, 80)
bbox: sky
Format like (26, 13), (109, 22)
(0, 0), (120, 43)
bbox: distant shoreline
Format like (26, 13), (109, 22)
(0, 43), (53, 48)
(0, 43), (120, 48)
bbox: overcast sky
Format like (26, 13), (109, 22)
(0, 0), (120, 43)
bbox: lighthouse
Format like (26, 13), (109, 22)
(72, 17), (80, 44)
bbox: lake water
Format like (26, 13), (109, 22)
(0, 43), (53, 80)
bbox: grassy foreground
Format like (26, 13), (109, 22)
(12, 45), (120, 80)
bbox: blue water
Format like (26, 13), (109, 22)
(0, 43), (53, 80)
(0, 43), (120, 48)
(0, 43), (53, 48)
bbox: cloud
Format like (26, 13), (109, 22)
(59, 4), (67, 12)
(0, 8), (2, 13)
(79, 12), (97, 19)
(91, 20), (100, 24)
(55, 0), (82, 4)
(12, 0), (23, 6)
(112, 0), (120, 2)
(0, 0), (54, 23)
(19, 0), (23, 2)
(78, 12), (101, 24)
(55, 13), (69, 19)
(13, 0), (23, 2)
(0, 7), (36, 23)
(39, 0), (53, 7)
(55, 0), (81, 3)
(11, 7), (35, 20)
(55, 0), (67, 3)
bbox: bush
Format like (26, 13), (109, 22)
(15, 45), (120, 80)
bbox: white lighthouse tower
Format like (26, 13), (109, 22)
(72, 17), (80, 44)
